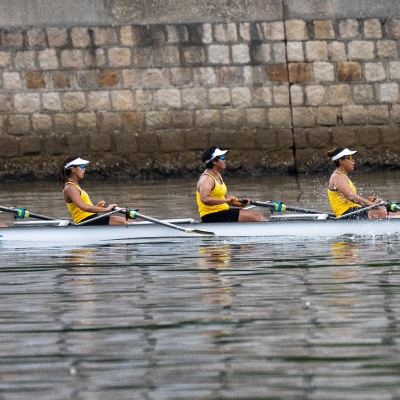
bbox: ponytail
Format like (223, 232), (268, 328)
(59, 156), (78, 184)
(327, 148), (345, 167)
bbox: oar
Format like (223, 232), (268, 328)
(335, 201), (385, 220)
(0, 205), (57, 221)
(237, 199), (335, 217)
(279, 204), (334, 217)
(76, 208), (122, 226)
(115, 207), (215, 236)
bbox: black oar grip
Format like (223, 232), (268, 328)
(236, 198), (249, 204)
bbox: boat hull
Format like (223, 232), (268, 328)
(1, 217), (400, 246)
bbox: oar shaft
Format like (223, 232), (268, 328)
(23, 211), (56, 221)
(76, 208), (121, 226)
(242, 200), (335, 217)
(283, 204), (333, 216)
(115, 207), (214, 236)
(135, 212), (188, 232)
(0, 206), (56, 221)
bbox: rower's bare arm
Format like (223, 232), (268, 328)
(334, 176), (374, 206)
(199, 176), (231, 205)
(225, 195), (237, 205)
(64, 185), (116, 212)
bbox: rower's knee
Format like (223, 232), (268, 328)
(368, 206), (387, 219)
(239, 210), (268, 222)
(109, 216), (127, 225)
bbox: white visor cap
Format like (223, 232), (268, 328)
(65, 157), (90, 169)
(332, 148), (357, 161)
(205, 148), (228, 164)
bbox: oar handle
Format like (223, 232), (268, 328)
(236, 198), (249, 204)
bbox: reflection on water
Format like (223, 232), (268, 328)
(2, 239), (400, 398)
(330, 240), (361, 263)
(199, 244), (233, 308)
(2, 173), (400, 398)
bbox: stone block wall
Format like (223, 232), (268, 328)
(0, 22), (295, 179)
(1, 2), (400, 179)
(288, 18), (400, 172)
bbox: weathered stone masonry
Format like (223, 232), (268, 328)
(288, 18), (400, 173)
(1, 7), (400, 179)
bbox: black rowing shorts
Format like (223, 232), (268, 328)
(79, 214), (111, 225)
(339, 207), (369, 220)
(201, 209), (240, 223)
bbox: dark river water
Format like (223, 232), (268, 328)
(1, 171), (400, 399)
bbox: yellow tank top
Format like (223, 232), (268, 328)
(196, 173), (229, 217)
(327, 172), (360, 216)
(64, 181), (95, 223)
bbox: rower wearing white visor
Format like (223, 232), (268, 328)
(196, 146), (267, 222)
(327, 147), (400, 219)
(59, 156), (129, 225)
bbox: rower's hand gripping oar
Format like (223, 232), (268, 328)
(115, 207), (215, 236)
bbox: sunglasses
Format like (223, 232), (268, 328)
(73, 164), (86, 169)
(343, 155), (354, 161)
(217, 155), (226, 161)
